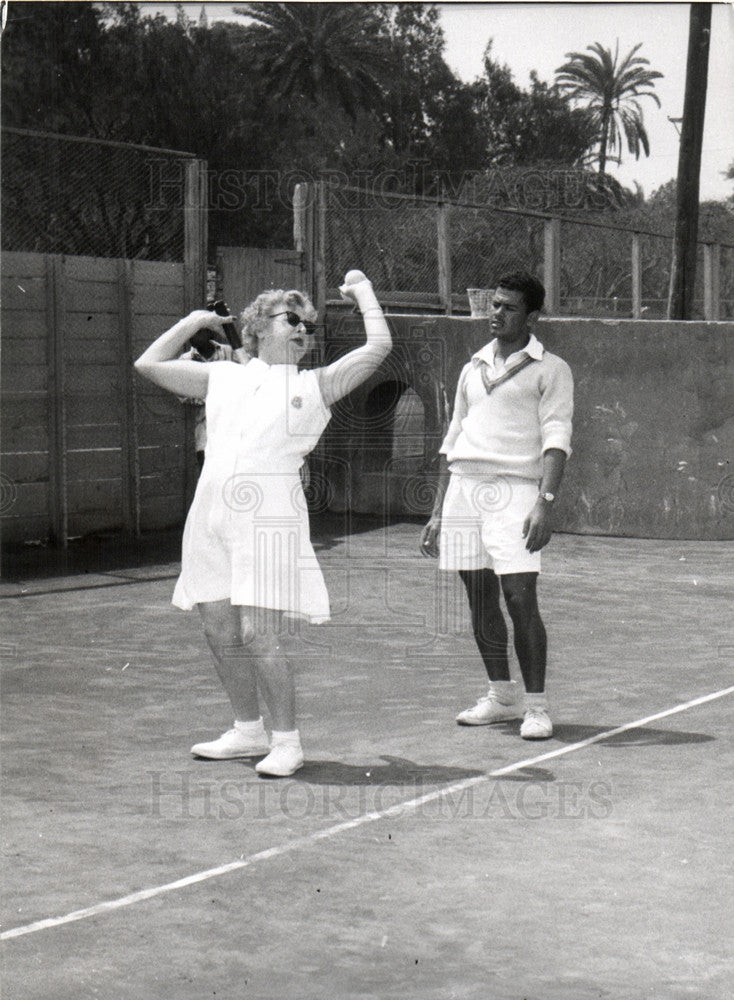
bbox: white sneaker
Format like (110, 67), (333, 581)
(190, 728), (270, 760)
(456, 691), (521, 725)
(255, 743), (304, 777)
(520, 707), (553, 740)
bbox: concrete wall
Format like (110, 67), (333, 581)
(4, 277), (730, 545)
(320, 311), (734, 540)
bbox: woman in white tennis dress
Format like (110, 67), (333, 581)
(135, 274), (390, 775)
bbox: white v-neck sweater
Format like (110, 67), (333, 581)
(440, 336), (574, 480)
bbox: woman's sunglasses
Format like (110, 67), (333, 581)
(269, 311), (317, 336)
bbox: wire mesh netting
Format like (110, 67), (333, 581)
(450, 206), (544, 294)
(2, 128), (191, 261)
(692, 243), (707, 320)
(560, 218), (637, 317)
(320, 183), (733, 319)
(323, 186), (438, 293)
(720, 245), (734, 319)
(639, 232), (673, 318)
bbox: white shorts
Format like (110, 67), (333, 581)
(439, 473), (541, 575)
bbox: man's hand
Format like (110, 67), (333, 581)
(522, 499), (553, 552)
(420, 515), (441, 558)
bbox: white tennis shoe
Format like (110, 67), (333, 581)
(190, 728), (270, 760)
(255, 743), (304, 777)
(456, 691), (522, 725)
(520, 707), (553, 740)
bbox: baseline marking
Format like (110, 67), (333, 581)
(3, 685), (733, 941)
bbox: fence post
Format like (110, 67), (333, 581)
(543, 217), (561, 314)
(313, 180), (327, 317)
(703, 243), (720, 320)
(118, 259), (140, 536)
(182, 158), (208, 513)
(631, 232), (642, 319)
(293, 182), (314, 299)
(437, 202), (452, 315)
(184, 157), (208, 312)
(46, 255), (67, 547)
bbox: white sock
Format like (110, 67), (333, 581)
(234, 717), (266, 737)
(524, 693), (548, 712)
(489, 680), (518, 704)
(271, 728), (301, 747)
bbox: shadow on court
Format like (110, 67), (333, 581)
(1, 525), (732, 1000)
(278, 755), (484, 785)
(185, 753), (484, 784)
(0, 511), (396, 582)
(550, 722), (717, 746)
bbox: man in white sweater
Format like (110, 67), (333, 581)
(420, 272), (573, 739)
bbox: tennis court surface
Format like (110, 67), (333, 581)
(2, 519), (732, 999)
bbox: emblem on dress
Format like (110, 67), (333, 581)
(291, 396), (303, 408)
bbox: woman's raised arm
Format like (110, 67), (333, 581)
(134, 310), (238, 397)
(316, 273), (392, 408)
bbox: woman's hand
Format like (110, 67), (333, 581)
(185, 309), (237, 336)
(134, 310), (236, 397)
(338, 271), (377, 311)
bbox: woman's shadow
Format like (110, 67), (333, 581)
(277, 721), (716, 785)
(284, 755), (553, 786)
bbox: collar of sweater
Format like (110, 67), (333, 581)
(472, 333), (544, 367)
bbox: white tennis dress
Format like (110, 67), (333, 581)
(172, 358), (332, 622)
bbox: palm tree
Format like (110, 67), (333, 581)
(555, 42), (663, 175)
(234, 2), (392, 118)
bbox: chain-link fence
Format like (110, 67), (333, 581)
(560, 217), (634, 316)
(1, 127), (199, 261)
(721, 245), (734, 319)
(312, 182), (733, 319)
(638, 231), (674, 318)
(322, 185), (438, 294)
(450, 205), (545, 295)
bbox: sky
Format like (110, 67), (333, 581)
(438, 2), (734, 201)
(140, 1), (734, 202)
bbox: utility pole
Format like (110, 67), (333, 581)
(668, 2), (711, 319)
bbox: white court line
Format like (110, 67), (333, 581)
(3, 685), (733, 942)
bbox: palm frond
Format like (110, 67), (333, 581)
(554, 40), (662, 172)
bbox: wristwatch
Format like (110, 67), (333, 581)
(539, 491), (555, 503)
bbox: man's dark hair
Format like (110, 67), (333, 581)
(496, 271), (545, 314)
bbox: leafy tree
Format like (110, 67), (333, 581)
(472, 43), (596, 170)
(555, 41), (663, 175)
(1, 1), (109, 134)
(640, 180), (734, 244)
(1, 3), (279, 253)
(379, 4), (449, 153)
(725, 161), (734, 207)
(233, 2), (392, 118)
(376, 4), (486, 186)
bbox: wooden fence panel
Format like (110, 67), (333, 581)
(217, 246), (305, 311)
(1, 251), (190, 545)
(1, 253), (53, 541)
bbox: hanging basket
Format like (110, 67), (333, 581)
(466, 288), (494, 317)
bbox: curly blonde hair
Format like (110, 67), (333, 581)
(239, 290), (317, 356)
